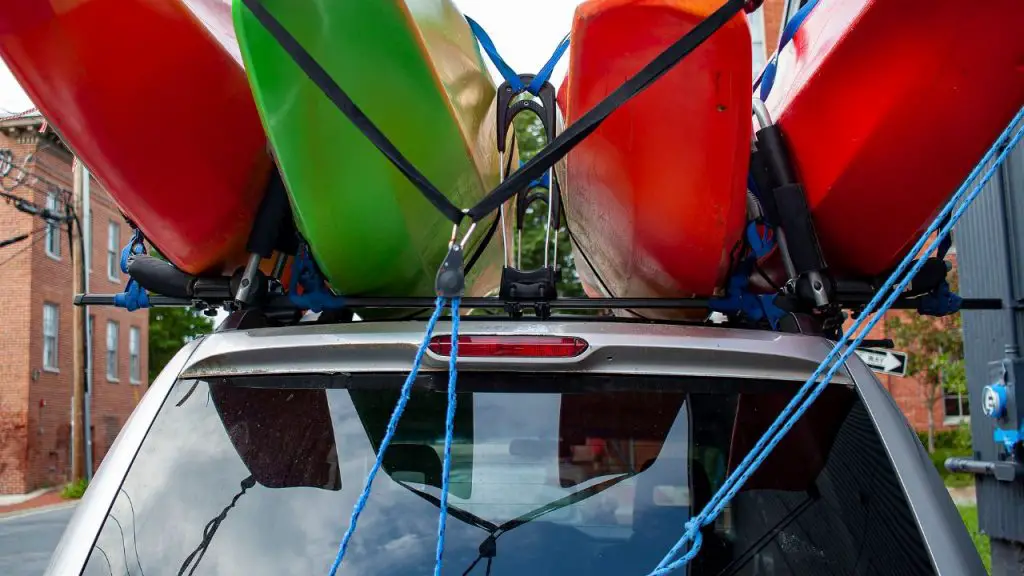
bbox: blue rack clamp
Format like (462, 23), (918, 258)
(988, 347), (1023, 455)
(114, 228), (151, 312)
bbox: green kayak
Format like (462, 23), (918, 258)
(233, 0), (507, 303)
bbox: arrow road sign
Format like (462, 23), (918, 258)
(854, 348), (909, 377)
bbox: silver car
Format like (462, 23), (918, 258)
(46, 314), (985, 575)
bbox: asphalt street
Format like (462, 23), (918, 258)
(0, 505), (76, 576)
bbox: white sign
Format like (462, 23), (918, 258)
(854, 348), (908, 377)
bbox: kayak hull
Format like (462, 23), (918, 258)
(0, 0), (272, 275)
(234, 0), (505, 305)
(763, 0), (1024, 279)
(559, 0), (752, 319)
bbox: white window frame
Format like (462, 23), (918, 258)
(129, 326), (141, 384)
(42, 303), (59, 372)
(106, 320), (119, 382)
(107, 221), (120, 282)
(45, 192), (61, 260)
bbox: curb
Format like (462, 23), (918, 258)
(0, 501), (78, 522)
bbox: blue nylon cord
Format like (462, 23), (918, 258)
(327, 296), (448, 576)
(434, 297), (461, 576)
(753, 0), (820, 100)
(651, 107), (1024, 575)
(466, 16), (569, 96)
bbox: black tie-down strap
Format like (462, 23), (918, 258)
(242, 0), (748, 293)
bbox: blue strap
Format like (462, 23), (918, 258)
(650, 106), (1024, 575)
(466, 16), (569, 96)
(289, 244), (345, 313)
(527, 34), (570, 95)
(114, 229), (150, 312)
(917, 280), (962, 317)
(434, 297), (461, 576)
(465, 16), (525, 92)
(519, 159), (551, 189)
(328, 296), (450, 575)
(753, 0), (820, 101)
(709, 223), (784, 329)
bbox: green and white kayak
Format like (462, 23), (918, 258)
(233, 0), (507, 303)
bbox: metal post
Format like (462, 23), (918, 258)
(71, 158), (86, 482)
(82, 167), (93, 480)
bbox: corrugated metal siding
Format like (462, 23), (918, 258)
(957, 130), (1024, 542)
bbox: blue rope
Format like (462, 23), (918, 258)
(434, 297), (461, 576)
(327, 296), (448, 576)
(650, 106), (1024, 575)
(289, 244), (346, 313)
(466, 16), (569, 96)
(753, 0), (820, 101)
(114, 228), (150, 312)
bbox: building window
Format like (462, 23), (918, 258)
(106, 320), (119, 381)
(45, 192), (62, 259)
(107, 221), (120, 282)
(43, 303), (59, 371)
(944, 388), (970, 423)
(747, 8), (768, 80)
(129, 326), (141, 384)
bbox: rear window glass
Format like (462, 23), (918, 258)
(83, 372), (935, 576)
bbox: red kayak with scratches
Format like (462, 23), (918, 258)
(762, 0), (1024, 279)
(0, 0), (271, 275)
(557, 0), (752, 319)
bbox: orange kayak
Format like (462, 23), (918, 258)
(763, 0), (1024, 279)
(0, 0), (271, 276)
(558, 0), (751, 317)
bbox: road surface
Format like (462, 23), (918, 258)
(0, 505), (75, 576)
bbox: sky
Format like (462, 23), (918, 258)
(0, 0), (583, 115)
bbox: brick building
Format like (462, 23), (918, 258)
(0, 110), (149, 495)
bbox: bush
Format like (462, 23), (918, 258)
(60, 478), (88, 500)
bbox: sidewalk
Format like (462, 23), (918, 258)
(0, 489), (71, 518)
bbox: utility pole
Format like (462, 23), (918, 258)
(71, 158), (86, 482)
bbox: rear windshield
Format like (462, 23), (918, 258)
(83, 372), (935, 576)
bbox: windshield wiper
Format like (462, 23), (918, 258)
(461, 473), (636, 575)
(178, 475), (256, 576)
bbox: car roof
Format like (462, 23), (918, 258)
(176, 317), (854, 385)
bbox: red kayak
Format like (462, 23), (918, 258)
(0, 0), (271, 275)
(558, 0), (751, 318)
(763, 0), (1024, 279)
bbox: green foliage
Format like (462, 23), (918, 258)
(886, 271), (964, 452)
(144, 247), (214, 382)
(510, 111), (583, 299)
(61, 478), (88, 500)
(148, 307), (213, 382)
(958, 505), (991, 573)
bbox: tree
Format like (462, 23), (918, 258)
(885, 272), (964, 453)
(148, 307), (213, 382)
(511, 111), (583, 297)
(144, 247), (213, 382)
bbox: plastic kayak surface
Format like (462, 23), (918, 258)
(0, 0), (272, 275)
(764, 0), (1024, 278)
(234, 0), (504, 300)
(559, 0), (751, 319)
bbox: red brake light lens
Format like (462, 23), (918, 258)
(428, 335), (589, 358)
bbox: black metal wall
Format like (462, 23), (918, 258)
(957, 131), (1024, 548)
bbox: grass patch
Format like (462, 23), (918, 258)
(945, 472), (975, 488)
(958, 505), (990, 574)
(60, 478), (88, 500)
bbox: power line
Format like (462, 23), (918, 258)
(0, 226), (49, 268)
